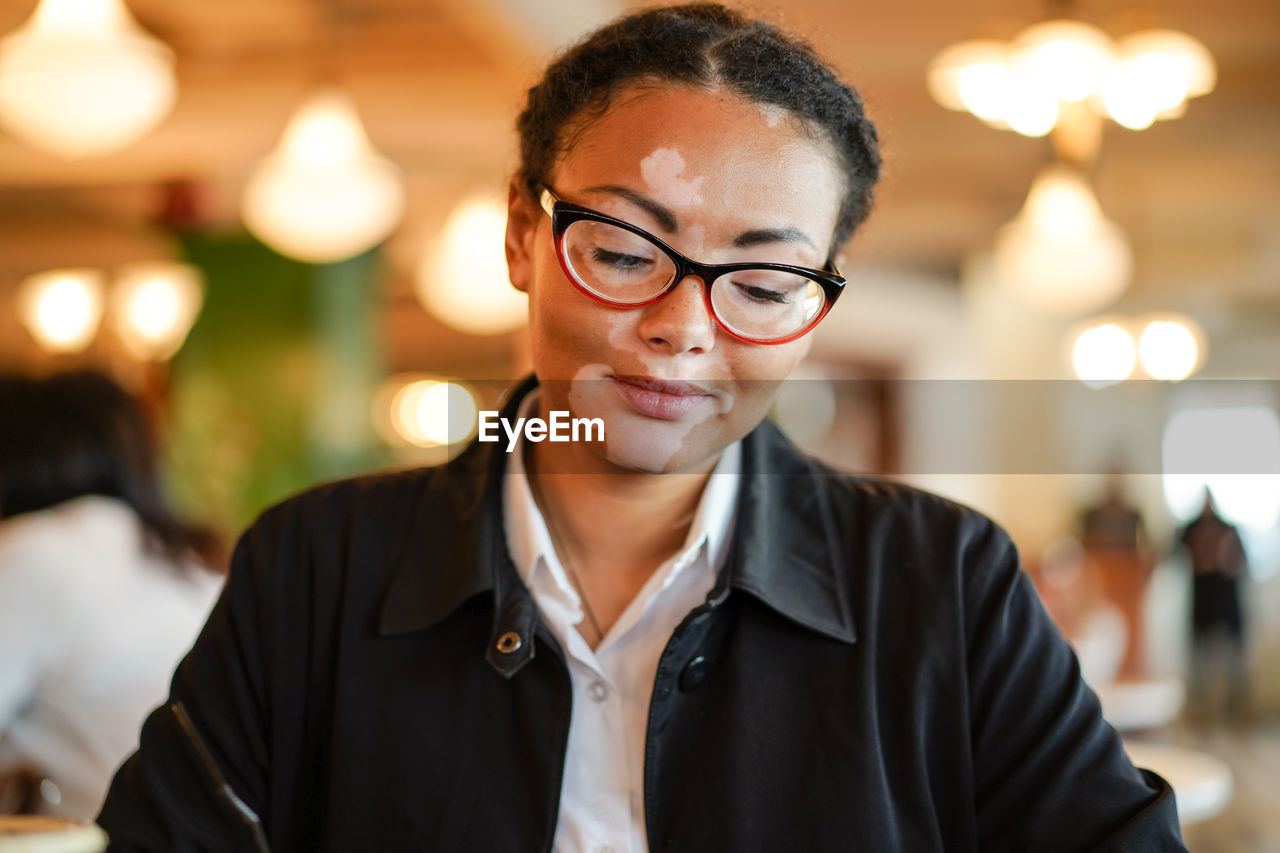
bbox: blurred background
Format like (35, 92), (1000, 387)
(0, 0), (1276, 847)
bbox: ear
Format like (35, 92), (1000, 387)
(505, 175), (540, 295)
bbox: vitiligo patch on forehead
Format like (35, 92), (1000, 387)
(639, 148), (704, 208)
(757, 104), (787, 128)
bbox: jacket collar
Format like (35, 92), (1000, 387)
(378, 374), (857, 674)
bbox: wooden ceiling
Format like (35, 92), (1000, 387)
(1, 0), (1277, 370)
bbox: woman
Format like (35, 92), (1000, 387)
(97, 5), (1185, 851)
(0, 371), (223, 821)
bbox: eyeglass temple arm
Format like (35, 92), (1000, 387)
(538, 187), (557, 219)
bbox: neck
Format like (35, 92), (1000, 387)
(524, 424), (719, 581)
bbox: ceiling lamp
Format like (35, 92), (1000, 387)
(375, 378), (477, 447)
(928, 20), (1215, 138)
(110, 261), (203, 360)
(1067, 313), (1206, 387)
(241, 89), (405, 263)
(927, 40), (1008, 114)
(993, 166), (1132, 315)
(17, 267), (106, 352)
(1013, 21), (1113, 103)
(415, 194), (528, 335)
(1137, 314), (1205, 381)
(0, 0), (176, 158)
(1070, 321), (1136, 388)
(1122, 31), (1215, 99)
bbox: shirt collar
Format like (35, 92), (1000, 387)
(503, 385), (741, 609)
(378, 373), (856, 676)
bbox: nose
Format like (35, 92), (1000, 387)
(636, 275), (717, 355)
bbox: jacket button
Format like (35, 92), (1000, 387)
(495, 631), (522, 654)
(679, 655), (709, 692)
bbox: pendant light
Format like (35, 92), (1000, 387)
(415, 193), (528, 335)
(993, 166), (1132, 315)
(17, 268), (106, 352)
(928, 18), (1215, 137)
(240, 88), (405, 263)
(110, 261), (204, 360)
(0, 0), (176, 158)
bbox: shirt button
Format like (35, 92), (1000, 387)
(595, 845), (615, 853)
(588, 681), (609, 703)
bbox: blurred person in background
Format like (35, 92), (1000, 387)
(1032, 536), (1127, 688)
(1178, 488), (1250, 723)
(1079, 472), (1154, 681)
(0, 371), (224, 821)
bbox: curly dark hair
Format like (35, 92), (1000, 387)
(0, 370), (224, 572)
(515, 3), (882, 254)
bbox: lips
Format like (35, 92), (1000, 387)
(613, 376), (709, 396)
(610, 375), (711, 420)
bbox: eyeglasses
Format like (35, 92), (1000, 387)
(538, 186), (845, 344)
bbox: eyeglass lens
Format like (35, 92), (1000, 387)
(561, 219), (827, 341)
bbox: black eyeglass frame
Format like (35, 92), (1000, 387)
(537, 186), (846, 345)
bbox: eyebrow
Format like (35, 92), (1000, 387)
(581, 184), (819, 252)
(733, 228), (818, 252)
(584, 184), (679, 233)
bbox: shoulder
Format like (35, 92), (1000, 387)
(0, 497), (134, 575)
(0, 505), (63, 565)
(246, 465), (441, 547)
(808, 457), (1012, 558)
(797, 458), (1023, 627)
(218, 466), (454, 635)
(224, 466), (443, 591)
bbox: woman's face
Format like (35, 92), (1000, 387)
(506, 84), (845, 474)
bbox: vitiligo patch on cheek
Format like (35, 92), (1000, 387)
(639, 148), (704, 208)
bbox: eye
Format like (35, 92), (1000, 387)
(736, 283), (790, 304)
(727, 271), (807, 305)
(742, 281), (788, 302)
(590, 247), (653, 271)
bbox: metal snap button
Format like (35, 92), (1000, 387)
(679, 655), (709, 692)
(495, 631), (522, 654)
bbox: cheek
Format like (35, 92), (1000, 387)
(726, 379), (783, 434)
(730, 339), (809, 383)
(528, 246), (602, 357)
(530, 282), (646, 381)
(721, 342), (807, 423)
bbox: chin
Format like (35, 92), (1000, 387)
(560, 372), (740, 474)
(595, 410), (730, 474)
(600, 434), (704, 474)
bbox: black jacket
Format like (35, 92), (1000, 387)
(98, 375), (1185, 852)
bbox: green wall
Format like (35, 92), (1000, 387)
(164, 231), (387, 541)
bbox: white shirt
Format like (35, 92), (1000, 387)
(503, 389), (741, 853)
(0, 496), (223, 820)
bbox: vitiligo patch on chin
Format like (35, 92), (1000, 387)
(478, 410), (604, 452)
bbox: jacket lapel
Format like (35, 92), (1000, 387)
(376, 374), (537, 639)
(720, 416), (857, 644)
